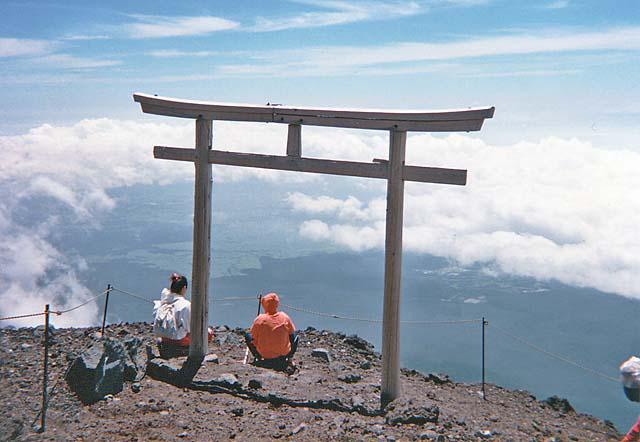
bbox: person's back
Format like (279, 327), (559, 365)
(153, 274), (192, 347)
(251, 310), (294, 359)
(247, 293), (297, 366)
(153, 287), (191, 342)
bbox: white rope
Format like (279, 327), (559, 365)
(110, 287), (154, 304)
(490, 323), (618, 383)
(281, 303), (482, 325)
(55, 288), (110, 314)
(0, 288), (110, 320)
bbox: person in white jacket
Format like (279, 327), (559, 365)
(153, 273), (213, 356)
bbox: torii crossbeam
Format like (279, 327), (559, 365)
(134, 93), (494, 406)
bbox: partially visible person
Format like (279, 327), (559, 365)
(245, 292), (297, 372)
(153, 273), (213, 358)
(621, 356), (640, 441)
(623, 418), (640, 442)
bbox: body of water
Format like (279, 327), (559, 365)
(38, 180), (640, 431)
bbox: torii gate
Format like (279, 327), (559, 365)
(133, 93), (494, 405)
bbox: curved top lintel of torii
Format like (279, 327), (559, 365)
(133, 92), (494, 133)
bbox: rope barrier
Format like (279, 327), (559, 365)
(489, 323), (619, 383)
(0, 288), (109, 321)
(54, 289), (109, 315)
(110, 286), (258, 305)
(281, 303), (482, 325)
(401, 318), (483, 325)
(213, 296), (259, 302)
(0, 312), (46, 321)
(110, 287), (154, 304)
(0, 282), (623, 388)
(281, 303), (382, 323)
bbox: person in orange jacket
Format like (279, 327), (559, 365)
(245, 292), (297, 371)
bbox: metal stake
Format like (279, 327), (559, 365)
(482, 317), (487, 400)
(101, 284), (111, 337)
(243, 294), (263, 365)
(40, 304), (50, 432)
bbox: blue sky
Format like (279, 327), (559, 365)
(2, 1), (640, 322)
(1, 0), (638, 147)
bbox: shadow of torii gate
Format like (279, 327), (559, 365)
(133, 93), (494, 406)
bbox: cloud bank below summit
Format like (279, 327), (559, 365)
(1, 118), (639, 327)
(288, 135), (640, 298)
(0, 118), (324, 326)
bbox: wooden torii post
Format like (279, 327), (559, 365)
(133, 93), (494, 405)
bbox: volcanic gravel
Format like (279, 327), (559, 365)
(0, 323), (621, 441)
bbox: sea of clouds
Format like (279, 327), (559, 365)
(1, 118), (638, 326)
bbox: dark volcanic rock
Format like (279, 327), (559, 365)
(427, 373), (451, 385)
(213, 373), (240, 389)
(65, 338), (131, 404)
(344, 335), (373, 352)
(385, 398), (439, 426)
(123, 337), (142, 381)
(311, 348), (331, 362)
(0, 323), (622, 441)
(360, 360), (372, 370)
(338, 373), (362, 384)
(543, 395), (575, 413)
(146, 357), (201, 386)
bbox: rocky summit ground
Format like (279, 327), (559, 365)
(0, 322), (621, 441)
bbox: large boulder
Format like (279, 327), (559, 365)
(122, 337), (143, 381)
(65, 337), (141, 404)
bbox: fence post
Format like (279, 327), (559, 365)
(40, 304), (50, 432)
(482, 317), (487, 400)
(101, 284), (111, 336)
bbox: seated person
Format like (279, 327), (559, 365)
(153, 273), (213, 358)
(245, 292), (297, 371)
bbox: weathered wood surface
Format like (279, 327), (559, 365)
(381, 129), (407, 406)
(154, 146), (466, 186)
(287, 124), (302, 157)
(134, 93), (494, 132)
(189, 118), (212, 360)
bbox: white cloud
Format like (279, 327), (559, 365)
(217, 26), (640, 77)
(456, 68), (581, 78)
(3, 116), (640, 325)
(0, 118), (324, 325)
(37, 53), (121, 69)
(251, 0), (423, 32)
(287, 192), (382, 221)
(126, 14), (239, 38)
(0, 217), (100, 328)
(289, 134), (640, 299)
(299, 219), (384, 251)
(60, 35), (111, 41)
(146, 49), (221, 58)
(541, 0), (570, 9)
(0, 38), (57, 58)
